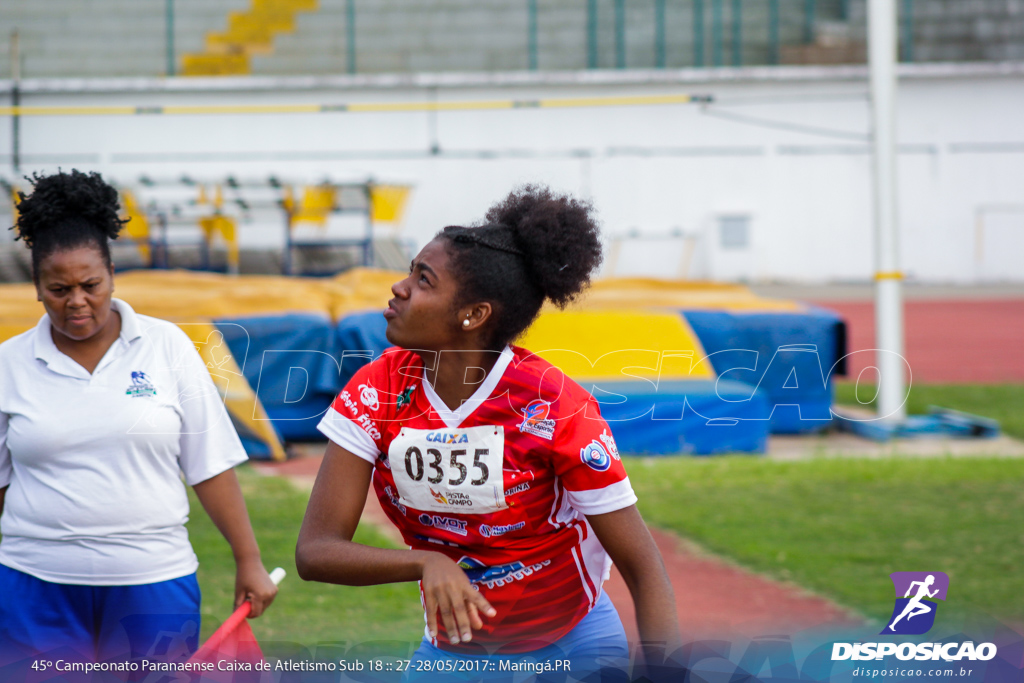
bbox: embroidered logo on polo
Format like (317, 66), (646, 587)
(518, 399), (556, 440)
(125, 371), (157, 398)
(580, 439), (612, 471)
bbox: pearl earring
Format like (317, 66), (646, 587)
(462, 319), (471, 328)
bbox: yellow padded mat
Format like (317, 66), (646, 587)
(518, 309), (713, 382)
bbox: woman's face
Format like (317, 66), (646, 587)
(385, 238), (466, 351)
(35, 245), (116, 343)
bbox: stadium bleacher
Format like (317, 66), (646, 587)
(2, 0), (1023, 79)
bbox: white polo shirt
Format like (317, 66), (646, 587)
(0, 298), (248, 585)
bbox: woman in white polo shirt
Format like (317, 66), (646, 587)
(0, 170), (277, 666)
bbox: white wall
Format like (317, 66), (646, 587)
(2, 63), (1023, 283)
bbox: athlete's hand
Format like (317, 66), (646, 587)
(235, 558), (279, 618)
(421, 553), (496, 644)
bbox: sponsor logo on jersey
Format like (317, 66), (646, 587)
(338, 390), (359, 416)
(425, 432), (470, 444)
(479, 521), (526, 538)
(125, 371), (157, 398)
(580, 440), (612, 471)
(396, 384), (417, 411)
(518, 400), (556, 440)
(356, 413), (382, 441)
(418, 513), (468, 536)
(505, 481), (531, 496)
(599, 429), (620, 460)
(457, 556), (552, 590)
(359, 383), (380, 410)
(384, 486), (406, 515)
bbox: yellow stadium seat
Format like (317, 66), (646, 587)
(198, 214), (240, 275)
(119, 190), (152, 265)
(181, 54), (250, 76)
(369, 185), (412, 223)
(283, 185), (337, 228)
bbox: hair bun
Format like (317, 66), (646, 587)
(485, 185), (602, 308)
(15, 169), (125, 248)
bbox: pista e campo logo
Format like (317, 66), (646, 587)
(882, 572), (950, 635)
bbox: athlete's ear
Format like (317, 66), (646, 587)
(458, 303), (492, 332)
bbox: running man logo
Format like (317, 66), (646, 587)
(882, 572), (949, 635)
(126, 371), (157, 398)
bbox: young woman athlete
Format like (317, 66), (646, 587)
(296, 186), (680, 675)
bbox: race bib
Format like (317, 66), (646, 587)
(389, 425), (507, 514)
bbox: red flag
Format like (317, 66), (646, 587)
(188, 602), (265, 683)
(186, 567), (283, 682)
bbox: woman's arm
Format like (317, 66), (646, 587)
(587, 505), (681, 659)
(192, 469), (278, 617)
(296, 442), (495, 644)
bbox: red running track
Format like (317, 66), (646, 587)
(811, 299), (1024, 384)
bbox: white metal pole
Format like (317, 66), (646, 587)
(869, 0), (906, 421)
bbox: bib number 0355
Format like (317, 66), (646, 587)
(389, 425), (507, 514)
(404, 447), (490, 486)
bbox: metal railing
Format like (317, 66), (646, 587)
(154, 0), (857, 77)
(4, 0), (1004, 79)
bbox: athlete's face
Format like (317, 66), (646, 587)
(35, 245), (116, 343)
(385, 238), (464, 350)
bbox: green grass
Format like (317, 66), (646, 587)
(835, 381), (1024, 440)
(187, 468), (425, 647)
(628, 455), (1024, 627)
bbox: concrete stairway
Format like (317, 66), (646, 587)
(0, 0), (249, 78)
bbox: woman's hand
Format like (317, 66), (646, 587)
(297, 444), (498, 641)
(193, 469), (277, 619)
(420, 553), (496, 645)
(235, 557), (278, 618)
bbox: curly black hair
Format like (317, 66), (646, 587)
(439, 185), (603, 350)
(12, 169), (127, 279)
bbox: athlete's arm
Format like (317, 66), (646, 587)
(192, 469), (278, 617)
(904, 581), (921, 598)
(588, 505), (681, 659)
(296, 442), (496, 644)
(0, 485), (6, 517)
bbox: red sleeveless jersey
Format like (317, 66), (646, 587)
(318, 345), (636, 654)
